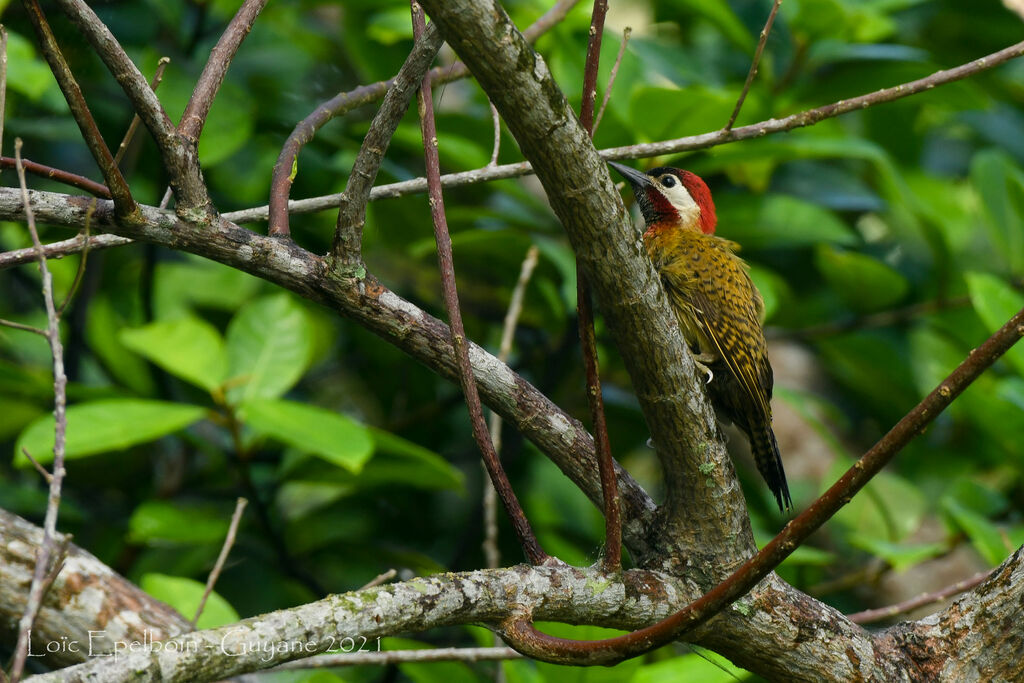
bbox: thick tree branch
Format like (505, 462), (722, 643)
(0, 188), (658, 563)
(0, 509), (190, 670)
(417, 0), (754, 574)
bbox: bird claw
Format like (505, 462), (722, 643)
(694, 360), (714, 384)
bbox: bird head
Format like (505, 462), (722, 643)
(608, 161), (717, 235)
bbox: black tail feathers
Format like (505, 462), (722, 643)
(750, 423), (791, 512)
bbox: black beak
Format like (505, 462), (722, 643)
(608, 160), (651, 189)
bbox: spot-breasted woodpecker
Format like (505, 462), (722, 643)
(609, 161), (792, 511)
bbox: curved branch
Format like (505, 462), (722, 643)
(267, 0), (580, 239)
(0, 156), (112, 199)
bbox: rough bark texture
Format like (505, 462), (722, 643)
(0, 510), (190, 669)
(3, 0), (1024, 680)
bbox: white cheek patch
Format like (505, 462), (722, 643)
(660, 182), (701, 226)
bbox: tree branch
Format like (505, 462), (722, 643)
(224, 38), (1024, 225)
(20, 0), (137, 222)
(51, 0), (211, 214)
(267, 0), (579, 239)
(724, 0), (781, 131)
(411, 1), (545, 564)
(328, 23), (443, 259)
(179, 0), (268, 142)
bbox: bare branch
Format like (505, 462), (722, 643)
(329, 22), (443, 259)
(724, 0), (782, 131)
(592, 27), (631, 135)
(0, 156), (112, 198)
(0, 233), (132, 270)
(488, 100), (502, 166)
(20, 447), (54, 484)
(20, 0), (137, 221)
(51, 0), (211, 214)
(486, 244), (541, 570)
(9, 139), (71, 682)
(180, 0), (268, 141)
(847, 569), (992, 625)
(576, 0), (621, 576)
(359, 568), (397, 590)
(411, 1), (546, 564)
(268, 0), (580, 239)
(114, 57), (170, 166)
(191, 497), (248, 628)
(225, 37), (1024, 225)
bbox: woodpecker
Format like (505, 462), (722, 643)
(609, 161), (791, 511)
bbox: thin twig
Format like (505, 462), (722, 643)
(273, 646), (523, 670)
(330, 23), (443, 259)
(485, 245), (541, 570)
(226, 38), (1024, 225)
(412, 1), (546, 565)
(55, 203), (94, 317)
(21, 447), (54, 484)
(488, 100), (502, 167)
(0, 318), (47, 336)
(180, 0), (268, 141)
(499, 305), (1024, 664)
(115, 57), (170, 166)
(0, 233), (132, 270)
(592, 27), (630, 136)
(724, 0), (782, 131)
(21, 0), (137, 221)
(577, 0), (621, 575)
(0, 156), (112, 198)
(359, 568), (397, 590)
(847, 569), (992, 625)
(191, 497), (247, 628)
(267, 0), (579, 239)
(0, 25), (7, 171)
(9, 139), (70, 683)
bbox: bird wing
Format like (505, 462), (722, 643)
(660, 235), (773, 419)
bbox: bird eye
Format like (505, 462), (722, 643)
(661, 175), (677, 188)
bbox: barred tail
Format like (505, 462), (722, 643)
(750, 421), (791, 512)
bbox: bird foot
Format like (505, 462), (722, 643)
(693, 355), (715, 384)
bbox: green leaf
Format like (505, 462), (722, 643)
(970, 149), (1024, 274)
(120, 316), (228, 391)
(942, 498), (1009, 566)
(5, 31), (60, 102)
(717, 194), (857, 250)
(129, 500), (232, 545)
(14, 400), (206, 466)
(366, 427), (464, 491)
(826, 458), (926, 542)
(634, 650), (751, 683)
(847, 538), (946, 572)
(153, 258), (263, 320)
(965, 272), (1024, 378)
(815, 245), (909, 312)
(630, 86), (739, 141)
(139, 573), (239, 629)
(242, 398), (374, 473)
(226, 294), (313, 404)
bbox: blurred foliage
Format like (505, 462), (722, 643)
(2, 0), (1024, 679)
